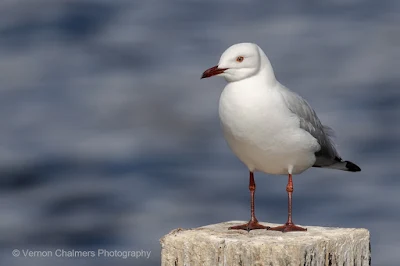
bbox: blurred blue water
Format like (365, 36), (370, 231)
(0, 0), (399, 265)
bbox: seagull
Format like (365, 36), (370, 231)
(201, 43), (361, 232)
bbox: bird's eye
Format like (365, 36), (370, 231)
(236, 56), (244, 63)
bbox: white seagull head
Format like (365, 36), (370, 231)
(201, 42), (276, 83)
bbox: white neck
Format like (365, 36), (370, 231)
(256, 46), (277, 87)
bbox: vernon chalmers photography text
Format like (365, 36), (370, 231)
(12, 249), (152, 259)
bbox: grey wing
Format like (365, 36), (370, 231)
(279, 86), (341, 167)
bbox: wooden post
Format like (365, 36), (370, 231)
(160, 221), (370, 266)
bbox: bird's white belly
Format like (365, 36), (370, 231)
(223, 129), (316, 174)
(219, 85), (319, 175)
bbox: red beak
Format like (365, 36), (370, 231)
(201, 65), (227, 79)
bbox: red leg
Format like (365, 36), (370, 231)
(229, 172), (269, 231)
(269, 174), (307, 232)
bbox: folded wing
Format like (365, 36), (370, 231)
(278, 85), (341, 167)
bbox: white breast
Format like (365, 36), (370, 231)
(218, 81), (319, 175)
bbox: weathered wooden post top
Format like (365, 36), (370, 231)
(160, 221), (370, 266)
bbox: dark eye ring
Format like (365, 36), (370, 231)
(236, 56), (244, 62)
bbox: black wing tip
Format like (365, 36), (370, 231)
(345, 161), (361, 172)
